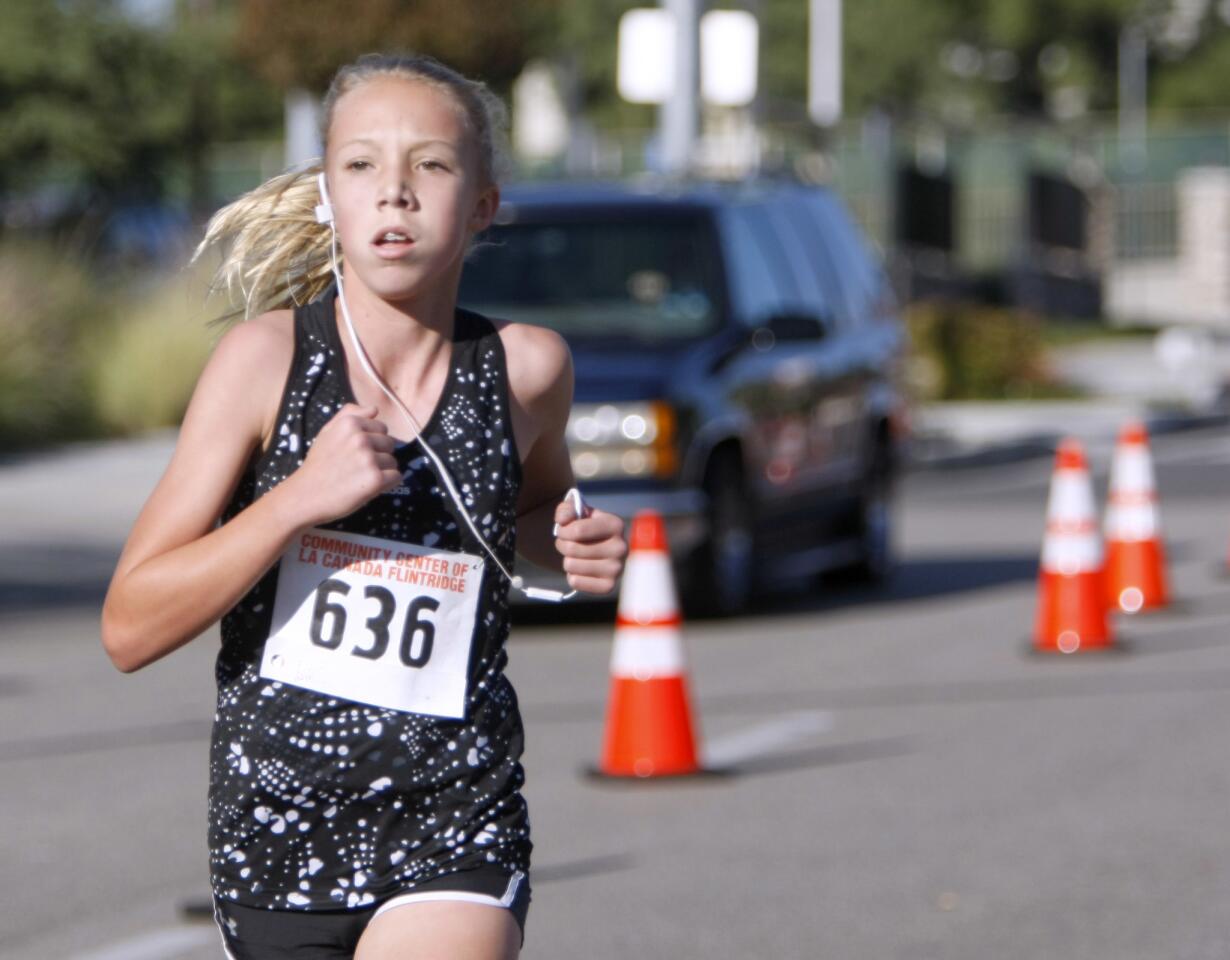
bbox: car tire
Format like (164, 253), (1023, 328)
(683, 452), (756, 617)
(848, 438), (895, 583)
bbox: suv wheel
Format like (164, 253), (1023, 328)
(850, 439), (894, 583)
(685, 453), (755, 617)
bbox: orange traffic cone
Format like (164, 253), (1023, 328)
(1104, 421), (1169, 613)
(1034, 439), (1114, 654)
(596, 511), (702, 778)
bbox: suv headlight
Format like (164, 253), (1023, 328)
(568, 402), (678, 480)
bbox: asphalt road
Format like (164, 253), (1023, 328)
(3, 426), (1230, 960)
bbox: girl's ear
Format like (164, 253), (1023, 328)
(469, 185), (500, 234)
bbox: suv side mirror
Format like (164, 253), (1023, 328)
(750, 312), (828, 351)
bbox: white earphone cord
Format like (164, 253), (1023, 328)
(323, 223), (579, 603)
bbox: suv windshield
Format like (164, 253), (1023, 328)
(458, 215), (722, 342)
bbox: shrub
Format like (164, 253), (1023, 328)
(905, 301), (1072, 401)
(0, 243), (103, 448)
(83, 269), (222, 435)
(0, 239), (226, 449)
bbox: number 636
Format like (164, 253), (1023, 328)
(308, 578), (437, 667)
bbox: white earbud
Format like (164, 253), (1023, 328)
(315, 172), (334, 225)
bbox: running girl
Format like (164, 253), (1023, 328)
(101, 52), (627, 960)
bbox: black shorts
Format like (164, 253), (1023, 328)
(212, 869), (529, 959)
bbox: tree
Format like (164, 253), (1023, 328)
(977, 0), (1145, 115)
(838, 0), (1230, 122)
(549, 0), (655, 132)
(234, 0), (561, 94)
(842, 0), (973, 120)
(0, 0), (280, 217)
(0, 0), (178, 201)
(1152, 12), (1230, 113)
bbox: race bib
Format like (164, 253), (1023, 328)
(260, 528), (484, 719)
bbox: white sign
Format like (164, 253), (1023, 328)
(701, 10), (758, 107)
(618, 8), (676, 105)
(261, 528), (484, 719)
(618, 7), (760, 107)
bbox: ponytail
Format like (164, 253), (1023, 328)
(191, 163), (336, 325)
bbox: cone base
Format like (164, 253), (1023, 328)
(1034, 569), (1113, 653)
(1024, 638), (1130, 658)
(599, 675), (700, 778)
(1105, 539), (1169, 613)
(583, 764), (732, 783)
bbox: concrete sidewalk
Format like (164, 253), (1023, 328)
(911, 332), (1230, 468)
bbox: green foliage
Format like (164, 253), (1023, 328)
(0, 0), (280, 210)
(234, 0), (561, 95)
(0, 243), (103, 447)
(545, 0), (1218, 132)
(906, 302), (1073, 401)
(838, 0), (1228, 121)
(981, 0), (1139, 114)
(552, 0), (654, 131)
(1153, 24), (1230, 113)
(0, 0), (169, 196)
(843, 0), (967, 119)
(0, 244), (222, 449)
(84, 271), (219, 435)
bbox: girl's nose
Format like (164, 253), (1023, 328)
(380, 177), (415, 208)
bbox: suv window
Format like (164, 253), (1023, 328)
(768, 196), (838, 326)
(795, 189), (891, 329)
(718, 203), (811, 325)
(459, 214), (723, 342)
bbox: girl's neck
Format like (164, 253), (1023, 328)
(334, 267), (459, 389)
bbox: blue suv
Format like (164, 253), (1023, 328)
(459, 179), (907, 615)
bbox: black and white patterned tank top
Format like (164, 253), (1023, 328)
(208, 284), (531, 911)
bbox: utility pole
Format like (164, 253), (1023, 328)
(659, 0), (699, 175)
(1118, 21), (1148, 174)
(808, 0), (842, 127)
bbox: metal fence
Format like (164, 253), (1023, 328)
(823, 114), (1228, 271)
(1112, 181), (1178, 260)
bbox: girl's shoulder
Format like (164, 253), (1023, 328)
(212, 306), (295, 359)
(204, 308), (297, 452)
(490, 317), (572, 411)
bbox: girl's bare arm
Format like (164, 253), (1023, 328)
(101, 316), (402, 673)
(503, 322), (626, 593)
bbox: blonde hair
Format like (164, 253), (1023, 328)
(193, 53), (508, 324)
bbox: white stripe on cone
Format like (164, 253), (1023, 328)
(1109, 443), (1155, 495)
(610, 625), (687, 679)
(615, 550), (678, 625)
(1106, 445), (1160, 542)
(610, 532), (687, 680)
(1042, 469), (1103, 574)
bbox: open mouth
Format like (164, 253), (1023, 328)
(370, 225), (417, 254)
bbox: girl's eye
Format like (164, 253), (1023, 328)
(346, 160), (372, 171)
(419, 159), (448, 172)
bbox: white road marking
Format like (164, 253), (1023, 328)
(69, 926), (215, 960)
(703, 710), (834, 768)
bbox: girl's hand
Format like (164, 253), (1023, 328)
(553, 497), (627, 595)
(279, 403), (403, 528)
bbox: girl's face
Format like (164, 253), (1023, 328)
(324, 77), (498, 306)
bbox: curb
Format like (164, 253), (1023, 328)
(908, 403), (1230, 471)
